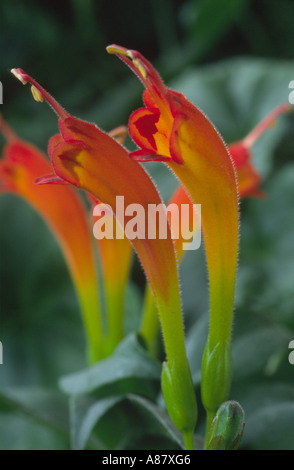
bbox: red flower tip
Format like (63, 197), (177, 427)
(106, 44), (167, 102)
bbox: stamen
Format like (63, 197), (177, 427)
(11, 68), (69, 120)
(107, 46), (147, 79)
(31, 85), (44, 102)
(11, 68), (27, 85)
(106, 45), (130, 56)
(107, 44), (175, 136)
(131, 56), (147, 79)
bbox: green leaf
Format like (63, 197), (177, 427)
(0, 386), (69, 434)
(182, 0), (247, 60)
(241, 402), (294, 450)
(238, 164), (294, 329)
(69, 392), (202, 451)
(126, 394), (184, 449)
(70, 395), (122, 450)
(231, 383), (294, 450)
(0, 386), (70, 449)
(232, 325), (292, 381)
(59, 333), (161, 395)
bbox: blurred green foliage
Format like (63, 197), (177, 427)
(1, 0), (294, 450)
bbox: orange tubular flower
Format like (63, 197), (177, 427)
(140, 102), (291, 369)
(107, 45), (239, 436)
(11, 68), (197, 447)
(0, 115), (103, 363)
(107, 44), (239, 335)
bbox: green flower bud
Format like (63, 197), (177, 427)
(201, 340), (233, 413)
(207, 400), (245, 450)
(161, 360), (197, 437)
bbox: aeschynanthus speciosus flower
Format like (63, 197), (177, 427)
(107, 45), (239, 429)
(11, 69), (197, 448)
(0, 115), (103, 362)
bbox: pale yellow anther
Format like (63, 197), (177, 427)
(123, 50), (147, 79)
(132, 58), (147, 79)
(31, 85), (44, 102)
(106, 45), (130, 56)
(11, 69), (27, 85)
(106, 46), (147, 79)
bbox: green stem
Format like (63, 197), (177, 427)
(208, 272), (235, 348)
(183, 429), (195, 451)
(77, 281), (105, 364)
(158, 284), (197, 440)
(204, 410), (216, 450)
(104, 284), (125, 356)
(200, 269), (235, 431)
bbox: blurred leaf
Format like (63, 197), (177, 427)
(0, 413), (67, 450)
(232, 380), (294, 449)
(241, 400), (294, 450)
(70, 394), (121, 450)
(0, 386), (69, 449)
(0, 386), (68, 431)
(59, 334), (161, 395)
(127, 394), (184, 448)
(182, 0), (247, 60)
(232, 325), (292, 382)
(69, 392), (200, 450)
(237, 164), (294, 328)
